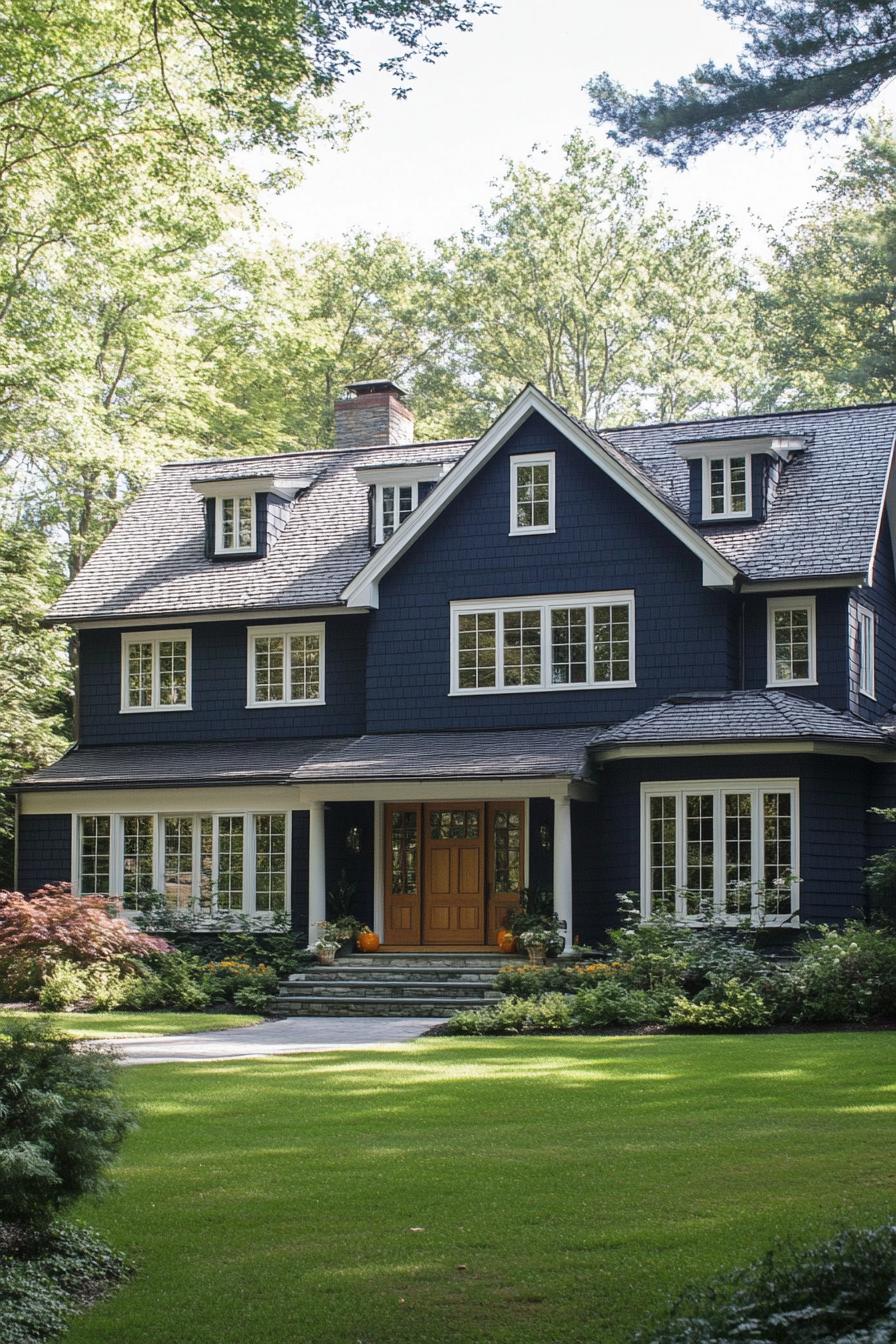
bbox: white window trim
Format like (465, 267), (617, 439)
(246, 622), (325, 708)
(766, 596), (817, 688)
(215, 494), (257, 555)
(72, 809), (291, 921)
(450, 590), (635, 696)
(509, 452), (556, 536)
(374, 482), (418, 547)
(120, 630), (192, 713)
(701, 453), (752, 521)
(857, 605), (876, 700)
(640, 779), (800, 927)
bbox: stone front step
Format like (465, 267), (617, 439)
(274, 995), (490, 1018)
(270, 951), (523, 1017)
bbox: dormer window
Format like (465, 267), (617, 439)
(378, 483), (417, 542)
(705, 455), (750, 520)
(355, 461), (451, 548)
(217, 495), (255, 553)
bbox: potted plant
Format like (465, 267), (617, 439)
(504, 888), (567, 963)
(317, 916), (362, 958)
(312, 933), (340, 965)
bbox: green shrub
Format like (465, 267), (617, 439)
(494, 964), (577, 997)
(125, 955), (211, 1011)
(202, 959), (278, 1004)
(37, 963), (88, 1012)
(667, 979), (772, 1031)
(232, 985), (271, 1013)
(82, 965), (144, 1012)
(632, 1223), (896, 1343)
(571, 982), (674, 1028)
(786, 921), (896, 1023)
(0, 1220), (130, 1344)
(0, 1019), (133, 1231)
(443, 993), (573, 1035)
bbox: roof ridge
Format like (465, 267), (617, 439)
(602, 399), (896, 435)
(162, 439), (476, 471)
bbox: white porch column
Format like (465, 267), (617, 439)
(308, 801), (327, 943)
(552, 794), (573, 954)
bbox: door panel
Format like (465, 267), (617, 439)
(384, 804), (421, 945)
(423, 803), (485, 944)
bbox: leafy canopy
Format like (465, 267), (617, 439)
(588, 1), (896, 166)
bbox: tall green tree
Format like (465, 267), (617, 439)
(436, 134), (762, 430)
(759, 123), (896, 405)
(588, 1), (896, 166)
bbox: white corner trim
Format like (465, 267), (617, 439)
(340, 385), (738, 609)
(766, 595), (817, 688)
(508, 451), (556, 536)
(246, 621), (325, 707)
(871, 432), (896, 587)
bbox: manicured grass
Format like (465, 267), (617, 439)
(0, 1010), (262, 1037)
(66, 1034), (896, 1344)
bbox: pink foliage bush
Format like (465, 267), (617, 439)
(0, 883), (170, 997)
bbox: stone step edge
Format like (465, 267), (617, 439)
(279, 979), (501, 992)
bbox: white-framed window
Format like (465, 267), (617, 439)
(215, 494), (256, 554)
(641, 780), (799, 925)
(856, 605), (876, 699)
(702, 454), (750, 520)
(247, 623), (325, 707)
(510, 453), (555, 535)
(451, 591), (634, 694)
(767, 597), (816, 687)
(121, 631), (192, 712)
(74, 810), (290, 918)
(375, 483), (418, 545)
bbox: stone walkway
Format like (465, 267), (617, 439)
(105, 1016), (441, 1066)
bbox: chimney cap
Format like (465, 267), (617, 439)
(343, 379), (407, 399)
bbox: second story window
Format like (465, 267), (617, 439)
(121, 631), (191, 712)
(767, 597), (816, 687)
(248, 624), (325, 707)
(510, 453), (555, 535)
(856, 605), (876, 699)
(216, 495), (255, 553)
(704, 455), (750, 519)
(452, 591), (634, 694)
(377, 483), (417, 543)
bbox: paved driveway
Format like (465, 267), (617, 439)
(106, 1016), (441, 1066)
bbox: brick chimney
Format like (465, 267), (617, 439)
(334, 380), (415, 450)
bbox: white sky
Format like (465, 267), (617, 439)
(263, 0), (896, 255)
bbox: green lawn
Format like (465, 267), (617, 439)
(65, 1034), (896, 1344)
(0, 1010), (261, 1038)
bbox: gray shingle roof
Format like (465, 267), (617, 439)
(19, 726), (600, 790)
(602, 403), (896, 581)
(48, 441), (472, 623)
(591, 690), (891, 751)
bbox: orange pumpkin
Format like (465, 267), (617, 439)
(357, 929), (380, 953)
(496, 928), (516, 953)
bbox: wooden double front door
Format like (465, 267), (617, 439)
(385, 801), (525, 946)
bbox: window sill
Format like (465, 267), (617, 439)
(765, 679), (818, 690)
(246, 700), (326, 709)
(508, 526), (556, 537)
(119, 704), (193, 714)
(449, 680), (636, 696)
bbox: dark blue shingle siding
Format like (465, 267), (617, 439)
(17, 814), (71, 893)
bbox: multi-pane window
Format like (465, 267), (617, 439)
(79, 816), (111, 895)
(704, 454), (750, 518)
(122, 632), (191, 711)
(491, 808), (522, 893)
(248, 625), (324, 706)
(857, 606), (876, 699)
(76, 812), (288, 917)
(452, 592), (634, 693)
(511, 454), (555, 533)
(379, 484), (416, 542)
(390, 809), (419, 896)
(767, 598), (815, 685)
(642, 782), (799, 923)
(429, 808), (481, 840)
(216, 495), (255, 553)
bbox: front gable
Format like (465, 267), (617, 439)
(342, 386), (739, 608)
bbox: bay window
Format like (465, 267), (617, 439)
(642, 780), (799, 924)
(452, 591), (634, 694)
(75, 811), (290, 917)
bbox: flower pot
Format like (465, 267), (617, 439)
(496, 928), (516, 954)
(526, 944), (546, 965)
(316, 946), (337, 965)
(335, 938), (355, 958)
(357, 930), (380, 953)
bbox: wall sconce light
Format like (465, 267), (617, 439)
(345, 825), (361, 854)
(539, 823), (552, 852)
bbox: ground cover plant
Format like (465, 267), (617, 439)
(449, 906), (896, 1035)
(0, 1019), (132, 1343)
(634, 1223), (896, 1343)
(61, 1033), (896, 1344)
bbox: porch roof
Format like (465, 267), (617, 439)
(590, 690), (891, 752)
(18, 726), (599, 791)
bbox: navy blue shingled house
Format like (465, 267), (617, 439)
(15, 380), (896, 951)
